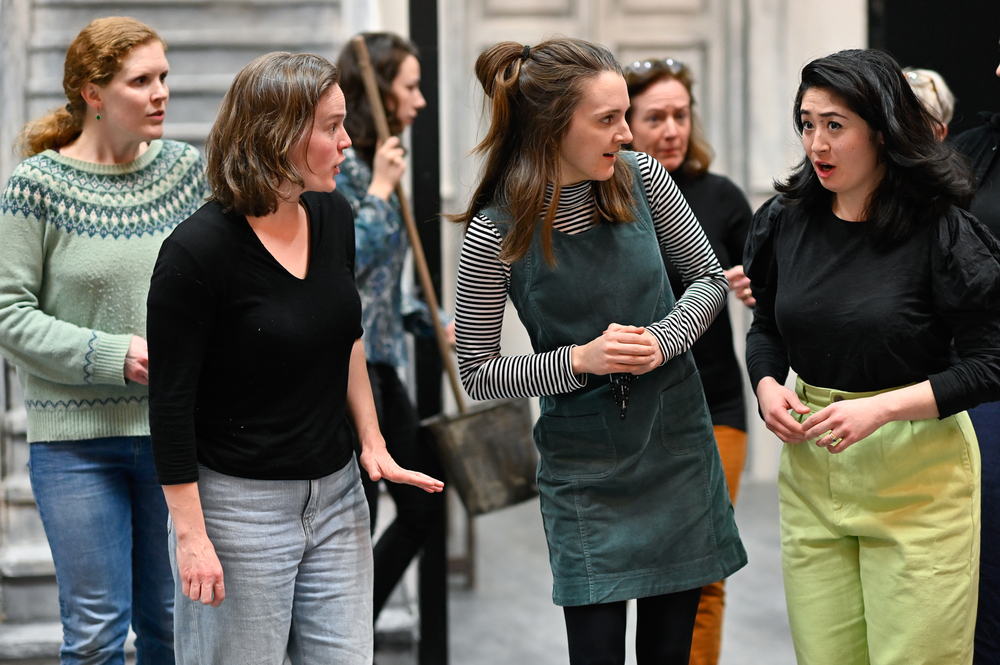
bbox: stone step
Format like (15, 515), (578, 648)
(0, 621), (60, 663)
(3, 504), (46, 545)
(3, 409), (26, 437)
(0, 543), (58, 624)
(0, 621), (136, 664)
(4, 473), (34, 507)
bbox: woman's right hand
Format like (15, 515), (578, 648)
(367, 136), (407, 201)
(175, 531), (225, 607)
(571, 324), (660, 376)
(756, 377), (810, 442)
(124, 335), (149, 385)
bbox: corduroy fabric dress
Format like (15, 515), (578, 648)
(482, 153), (746, 606)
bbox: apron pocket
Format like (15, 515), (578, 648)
(536, 413), (617, 480)
(658, 371), (714, 455)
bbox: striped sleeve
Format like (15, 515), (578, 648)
(454, 214), (586, 400)
(635, 152), (728, 363)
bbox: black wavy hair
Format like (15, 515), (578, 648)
(776, 49), (974, 251)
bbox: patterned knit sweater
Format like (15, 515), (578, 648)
(0, 139), (207, 442)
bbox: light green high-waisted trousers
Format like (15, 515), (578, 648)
(780, 377), (980, 665)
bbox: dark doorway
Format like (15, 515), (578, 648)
(870, 0), (1000, 137)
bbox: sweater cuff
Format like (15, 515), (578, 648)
(564, 346), (588, 388)
(87, 332), (132, 386)
(928, 372), (965, 419)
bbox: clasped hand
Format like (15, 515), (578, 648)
(755, 377), (887, 453)
(571, 323), (663, 376)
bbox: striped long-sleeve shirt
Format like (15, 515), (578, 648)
(455, 151), (727, 401)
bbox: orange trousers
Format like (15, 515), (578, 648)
(689, 425), (747, 665)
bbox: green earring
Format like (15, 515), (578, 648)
(96, 113), (101, 120)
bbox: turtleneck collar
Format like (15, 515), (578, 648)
(544, 180), (593, 209)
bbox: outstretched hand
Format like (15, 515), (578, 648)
(570, 323), (663, 376)
(360, 443), (444, 493)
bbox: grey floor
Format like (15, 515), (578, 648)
(377, 481), (796, 664)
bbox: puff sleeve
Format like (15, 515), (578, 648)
(927, 208), (1000, 417)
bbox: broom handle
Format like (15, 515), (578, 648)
(352, 36), (467, 415)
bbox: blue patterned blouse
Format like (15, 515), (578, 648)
(335, 147), (441, 368)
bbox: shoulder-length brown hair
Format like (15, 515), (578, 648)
(623, 59), (713, 178)
(18, 17), (165, 156)
(206, 52), (340, 217)
(454, 37), (635, 266)
(338, 32), (419, 167)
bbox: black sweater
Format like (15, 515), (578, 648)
(664, 171), (752, 431)
(148, 192), (362, 484)
(745, 196), (1000, 418)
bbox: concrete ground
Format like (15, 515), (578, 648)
(376, 481), (795, 664)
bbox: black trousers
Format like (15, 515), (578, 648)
(563, 588), (703, 665)
(354, 362), (445, 619)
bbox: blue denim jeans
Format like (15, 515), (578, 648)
(170, 458), (373, 665)
(29, 436), (174, 665)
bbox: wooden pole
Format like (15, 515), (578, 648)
(351, 36), (466, 415)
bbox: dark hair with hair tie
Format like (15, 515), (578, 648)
(337, 32), (419, 168)
(454, 37), (635, 266)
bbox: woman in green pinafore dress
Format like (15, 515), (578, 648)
(453, 37), (747, 664)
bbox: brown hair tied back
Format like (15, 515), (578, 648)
(337, 32), (419, 167)
(18, 17), (165, 157)
(457, 37), (635, 266)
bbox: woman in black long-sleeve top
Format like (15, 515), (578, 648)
(146, 52), (442, 665)
(745, 49), (1000, 665)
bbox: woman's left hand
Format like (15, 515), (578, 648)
(801, 396), (888, 454)
(604, 323), (663, 375)
(360, 442), (445, 493)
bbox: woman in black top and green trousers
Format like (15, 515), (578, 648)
(746, 49), (1000, 665)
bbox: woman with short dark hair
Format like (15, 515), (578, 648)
(746, 48), (1000, 664)
(146, 51), (442, 665)
(454, 37), (746, 664)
